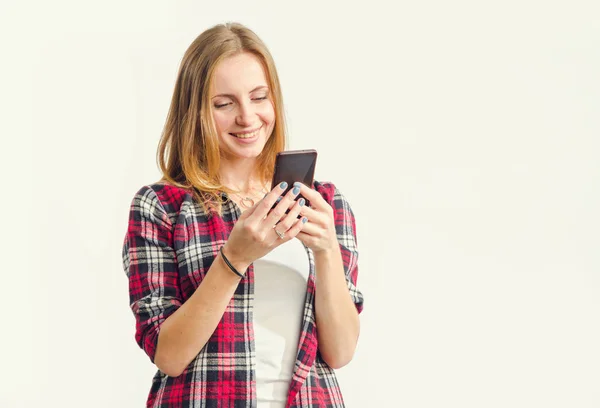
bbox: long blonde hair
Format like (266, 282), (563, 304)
(157, 22), (286, 214)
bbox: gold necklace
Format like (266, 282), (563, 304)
(237, 195), (255, 209)
(231, 186), (268, 209)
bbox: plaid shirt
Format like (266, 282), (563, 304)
(122, 180), (364, 408)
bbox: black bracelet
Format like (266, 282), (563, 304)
(220, 247), (244, 279)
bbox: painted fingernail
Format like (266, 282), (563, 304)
(298, 198), (305, 206)
(302, 217), (308, 223)
(276, 197), (282, 203)
(279, 181), (288, 189)
(292, 186), (300, 195)
(293, 182), (301, 187)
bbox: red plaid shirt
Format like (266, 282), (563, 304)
(122, 180), (364, 407)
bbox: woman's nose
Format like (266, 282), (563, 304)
(235, 101), (255, 126)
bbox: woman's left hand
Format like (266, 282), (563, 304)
(292, 182), (339, 254)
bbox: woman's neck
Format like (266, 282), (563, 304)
(219, 157), (265, 194)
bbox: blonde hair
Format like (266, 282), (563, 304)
(157, 22), (286, 214)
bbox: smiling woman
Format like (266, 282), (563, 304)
(211, 53), (276, 162)
(155, 23), (288, 214)
(122, 22), (364, 408)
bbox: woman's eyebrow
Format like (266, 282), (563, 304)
(212, 85), (269, 99)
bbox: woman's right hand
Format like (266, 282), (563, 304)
(221, 181), (308, 273)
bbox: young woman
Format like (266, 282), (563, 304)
(122, 22), (364, 408)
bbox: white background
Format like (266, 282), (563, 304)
(1, 1), (599, 407)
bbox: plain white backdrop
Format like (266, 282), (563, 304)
(1, 1), (599, 407)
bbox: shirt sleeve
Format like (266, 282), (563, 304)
(331, 186), (364, 314)
(122, 186), (183, 362)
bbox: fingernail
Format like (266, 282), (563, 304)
(279, 181), (288, 189)
(302, 217), (308, 223)
(293, 182), (301, 187)
(298, 198), (305, 206)
(276, 196), (282, 202)
(292, 186), (300, 195)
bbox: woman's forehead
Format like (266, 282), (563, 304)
(211, 53), (268, 95)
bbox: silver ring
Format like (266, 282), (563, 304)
(273, 228), (285, 240)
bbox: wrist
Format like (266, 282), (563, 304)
(221, 244), (250, 275)
(313, 242), (341, 258)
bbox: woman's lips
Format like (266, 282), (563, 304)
(230, 126), (262, 139)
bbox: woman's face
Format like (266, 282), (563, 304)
(210, 52), (276, 161)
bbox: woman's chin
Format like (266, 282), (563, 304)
(223, 146), (264, 161)
(223, 139), (267, 160)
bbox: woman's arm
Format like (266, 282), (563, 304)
(294, 182), (364, 369)
(154, 249), (246, 377)
(124, 187), (247, 377)
(313, 247), (361, 369)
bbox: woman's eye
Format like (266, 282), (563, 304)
(214, 96), (266, 109)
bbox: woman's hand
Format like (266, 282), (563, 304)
(221, 181), (307, 272)
(293, 182), (339, 254)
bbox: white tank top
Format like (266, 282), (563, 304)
(252, 237), (310, 407)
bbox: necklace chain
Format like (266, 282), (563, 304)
(230, 185), (268, 209)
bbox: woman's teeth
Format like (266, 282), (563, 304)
(231, 128), (260, 139)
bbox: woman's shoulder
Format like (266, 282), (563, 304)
(313, 179), (356, 215)
(313, 179), (335, 200)
(129, 181), (196, 219)
(313, 179), (346, 204)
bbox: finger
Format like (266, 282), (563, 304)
(271, 208), (305, 243)
(294, 230), (312, 247)
(285, 215), (309, 240)
(297, 204), (321, 220)
(248, 181), (288, 221)
(277, 197), (306, 233)
(296, 220), (319, 236)
(264, 182), (301, 228)
(298, 206), (332, 233)
(292, 182), (328, 211)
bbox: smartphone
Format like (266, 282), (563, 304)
(271, 149), (317, 210)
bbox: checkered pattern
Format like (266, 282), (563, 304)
(122, 181), (364, 407)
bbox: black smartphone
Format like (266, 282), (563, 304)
(271, 149), (317, 210)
